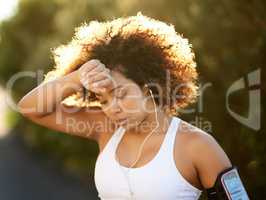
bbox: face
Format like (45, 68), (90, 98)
(96, 70), (151, 130)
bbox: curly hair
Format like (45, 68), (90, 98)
(43, 12), (199, 116)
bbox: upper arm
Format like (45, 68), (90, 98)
(188, 131), (232, 188)
(21, 103), (112, 142)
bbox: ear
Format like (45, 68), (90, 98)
(142, 84), (150, 96)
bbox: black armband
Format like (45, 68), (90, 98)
(206, 166), (249, 200)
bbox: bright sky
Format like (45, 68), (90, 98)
(0, 0), (18, 22)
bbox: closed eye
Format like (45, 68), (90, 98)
(100, 100), (108, 105)
(100, 87), (127, 105)
(116, 89), (127, 99)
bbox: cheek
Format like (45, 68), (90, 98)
(120, 98), (144, 113)
(117, 87), (143, 112)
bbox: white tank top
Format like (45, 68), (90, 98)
(94, 116), (202, 199)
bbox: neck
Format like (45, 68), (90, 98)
(126, 107), (171, 137)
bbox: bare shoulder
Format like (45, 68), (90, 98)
(177, 119), (221, 150)
(96, 121), (119, 153)
(176, 119), (232, 188)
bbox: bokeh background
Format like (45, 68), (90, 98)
(0, 0), (264, 199)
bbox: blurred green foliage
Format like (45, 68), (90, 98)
(0, 0), (265, 199)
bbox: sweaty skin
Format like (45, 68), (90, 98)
(18, 59), (232, 191)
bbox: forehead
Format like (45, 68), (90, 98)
(95, 70), (139, 98)
(112, 70), (143, 90)
(111, 70), (128, 82)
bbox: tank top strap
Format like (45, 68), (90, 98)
(158, 116), (181, 157)
(104, 117), (180, 158)
(105, 126), (126, 155)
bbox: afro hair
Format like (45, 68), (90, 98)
(43, 12), (200, 116)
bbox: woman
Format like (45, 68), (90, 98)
(18, 13), (234, 199)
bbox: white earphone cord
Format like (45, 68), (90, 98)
(115, 88), (162, 198)
(116, 88), (159, 170)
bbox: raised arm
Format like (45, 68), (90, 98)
(17, 59), (115, 141)
(17, 69), (82, 117)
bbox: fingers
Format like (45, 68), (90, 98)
(79, 59), (101, 78)
(86, 65), (108, 79)
(87, 70), (111, 83)
(84, 59), (101, 71)
(87, 63), (106, 75)
(80, 65), (111, 87)
(78, 59), (115, 95)
(92, 78), (113, 88)
(80, 61), (105, 78)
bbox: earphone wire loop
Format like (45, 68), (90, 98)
(116, 85), (160, 198)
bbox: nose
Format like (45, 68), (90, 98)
(110, 100), (122, 114)
(111, 106), (122, 114)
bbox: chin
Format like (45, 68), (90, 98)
(116, 119), (133, 130)
(124, 116), (146, 130)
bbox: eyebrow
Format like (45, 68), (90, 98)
(110, 84), (123, 94)
(95, 84), (123, 98)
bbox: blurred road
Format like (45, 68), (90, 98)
(0, 132), (98, 200)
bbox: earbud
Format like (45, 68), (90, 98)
(144, 84), (154, 101)
(144, 84), (157, 113)
(144, 84), (159, 133)
(148, 88), (153, 98)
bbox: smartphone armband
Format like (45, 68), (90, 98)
(206, 166), (249, 200)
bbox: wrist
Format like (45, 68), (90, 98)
(68, 70), (82, 85)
